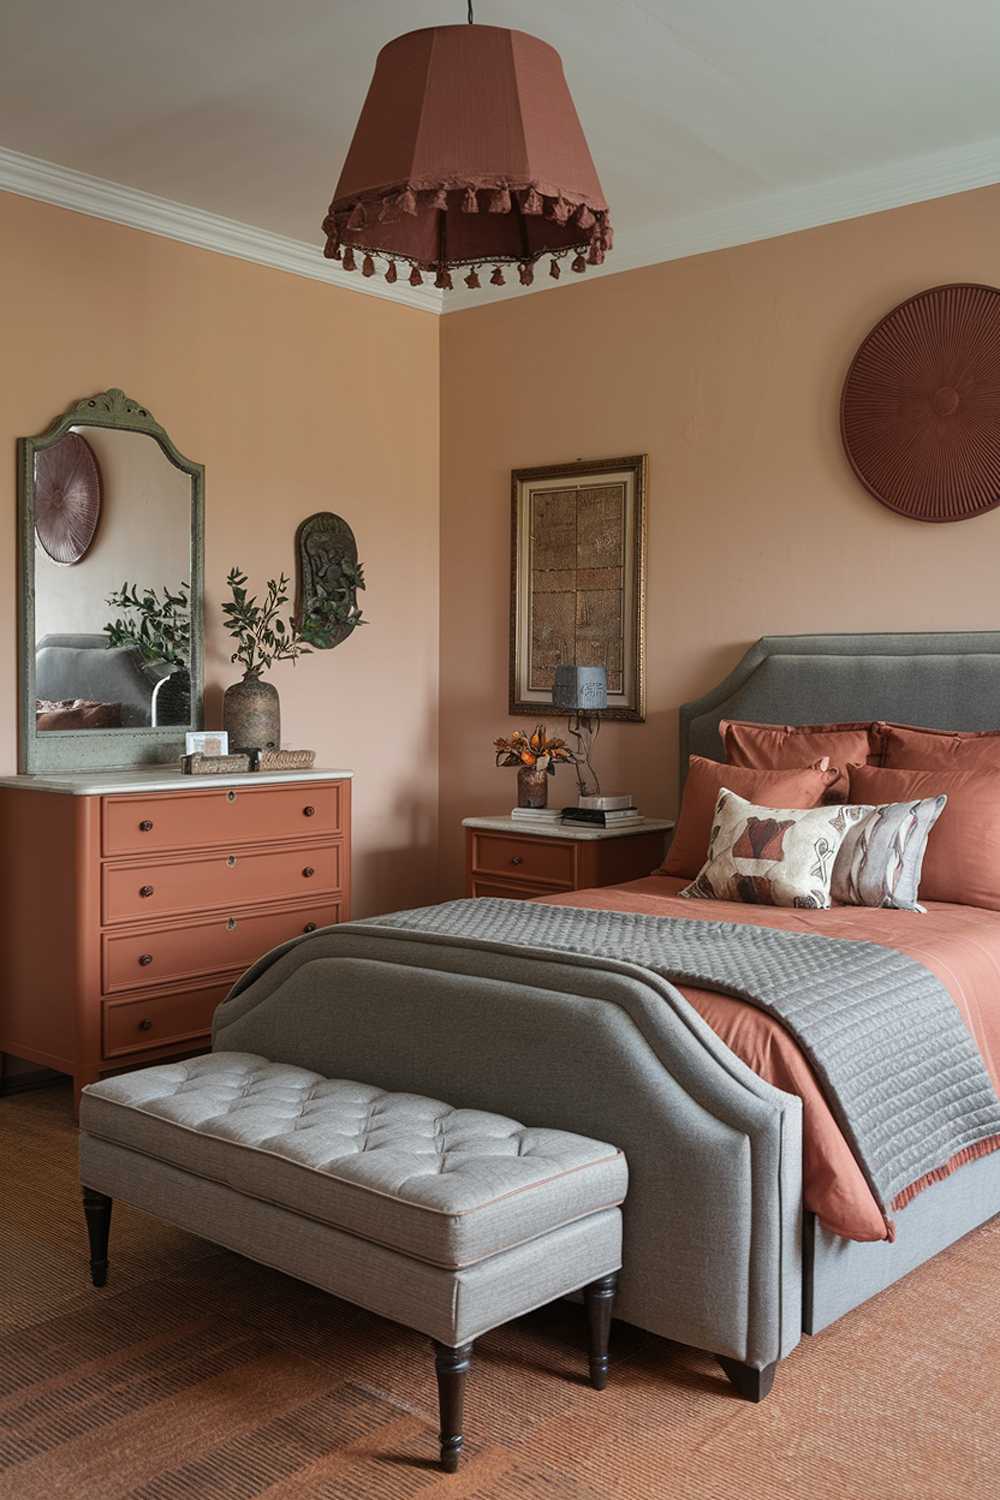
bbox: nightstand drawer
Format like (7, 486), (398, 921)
(470, 877), (557, 901)
(471, 833), (575, 888)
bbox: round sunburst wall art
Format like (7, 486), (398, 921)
(34, 432), (102, 563)
(841, 283), (1000, 523)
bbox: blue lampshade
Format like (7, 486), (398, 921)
(552, 664), (608, 712)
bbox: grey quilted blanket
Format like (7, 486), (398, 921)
(366, 898), (1000, 1222)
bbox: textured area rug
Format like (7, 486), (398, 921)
(2, 1085), (998, 1499)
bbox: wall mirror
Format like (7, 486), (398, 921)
(17, 388), (204, 773)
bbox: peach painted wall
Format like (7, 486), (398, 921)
(0, 190), (440, 918)
(438, 183), (1000, 897)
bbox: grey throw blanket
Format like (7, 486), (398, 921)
(366, 898), (1000, 1223)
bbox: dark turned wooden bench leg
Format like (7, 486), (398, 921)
(433, 1340), (474, 1472)
(584, 1271), (618, 1390)
(82, 1187), (112, 1288)
(717, 1355), (777, 1402)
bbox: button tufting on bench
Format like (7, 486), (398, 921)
(80, 1052), (628, 1271)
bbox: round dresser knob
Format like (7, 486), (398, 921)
(227, 917), (238, 931)
(138, 953), (153, 966)
(303, 922), (317, 934)
(138, 819), (153, 832)
(139, 885), (154, 899)
(138, 1018), (153, 1031)
(303, 805), (316, 817)
(226, 855), (237, 868)
(227, 790), (237, 803)
(303, 866), (316, 878)
(510, 856), (524, 866)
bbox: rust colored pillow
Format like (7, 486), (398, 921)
(661, 756), (840, 879)
(721, 719), (880, 800)
(878, 722), (1000, 773)
(848, 763), (1000, 911)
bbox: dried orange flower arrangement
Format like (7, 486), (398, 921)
(495, 725), (575, 809)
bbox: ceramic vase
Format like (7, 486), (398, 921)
(223, 673), (280, 751)
(516, 765), (548, 809)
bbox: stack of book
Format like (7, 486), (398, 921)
(561, 804), (643, 828)
(509, 806), (565, 824)
(509, 796), (644, 829)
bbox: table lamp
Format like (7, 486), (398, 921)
(552, 664), (608, 801)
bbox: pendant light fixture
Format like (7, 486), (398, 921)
(322, 5), (612, 291)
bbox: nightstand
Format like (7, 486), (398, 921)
(463, 816), (675, 900)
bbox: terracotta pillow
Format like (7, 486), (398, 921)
(721, 719), (880, 800)
(848, 764), (1000, 912)
(878, 722), (1000, 773)
(661, 756), (839, 879)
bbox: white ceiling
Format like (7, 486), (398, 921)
(2, 0), (999, 311)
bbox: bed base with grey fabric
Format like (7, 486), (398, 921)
(211, 633), (1000, 1400)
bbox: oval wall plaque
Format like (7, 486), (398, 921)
(841, 283), (1000, 523)
(34, 432), (102, 563)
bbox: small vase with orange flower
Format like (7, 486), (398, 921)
(494, 725), (576, 809)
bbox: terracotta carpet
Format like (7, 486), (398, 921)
(2, 1085), (998, 1500)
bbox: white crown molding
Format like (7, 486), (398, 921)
(3, 134), (998, 320)
(0, 146), (444, 315)
(444, 133), (1000, 311)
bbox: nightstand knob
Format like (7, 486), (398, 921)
(303, 866), (316, 878)
(303, 805), (316, 817)
(303, 922), (317, 934)
(510, 855), (524, 866)
(138, 819), (153, 832)
(138, 1018), (153, 1031)
(139, 885), (154, 899)
(138, 953), (153, 967)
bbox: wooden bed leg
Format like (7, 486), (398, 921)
(82, 1187), (112, 1287)
(717, 1356), (777, 1402)
(433, 1340), (474, 1472)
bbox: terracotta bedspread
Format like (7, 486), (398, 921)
(541, 878), (1000, 1242)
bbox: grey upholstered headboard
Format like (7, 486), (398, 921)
(679, 632), (1000, 789)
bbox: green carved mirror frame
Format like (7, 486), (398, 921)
(17, 388), (205, 773)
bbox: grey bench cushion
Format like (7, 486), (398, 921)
(80, 1053), (627, 1270)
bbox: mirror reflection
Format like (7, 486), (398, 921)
(33, 426), (193, 731)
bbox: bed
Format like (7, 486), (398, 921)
(213, 631), (1000, 1400)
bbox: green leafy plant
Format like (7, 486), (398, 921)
(298, 558), (367, 648)
(222, 568), (309, 679)
(104, 582), (190, 667)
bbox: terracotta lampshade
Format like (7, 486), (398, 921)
(322, 24), (611, 290)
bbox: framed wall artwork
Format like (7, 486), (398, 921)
(509, 454), (647, 721)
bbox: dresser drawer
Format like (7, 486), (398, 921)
(102, 901), (340, 994)
(102, 841), (342, 924)
(470, 833), (576, 888)
(102, 980), (231, 1059)
(102, 782), (344, 857)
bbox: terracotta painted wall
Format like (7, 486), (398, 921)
(0, 190), (440, 919)
(438, 183), (1000, 897)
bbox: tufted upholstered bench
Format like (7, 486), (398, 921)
(79, 1052), (628, 1471)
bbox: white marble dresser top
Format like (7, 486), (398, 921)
(0, 767), (353, 796)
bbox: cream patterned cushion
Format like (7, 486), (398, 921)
(682, 789), (860, 908)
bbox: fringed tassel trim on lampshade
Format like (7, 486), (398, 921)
(320, 185), (613, 291)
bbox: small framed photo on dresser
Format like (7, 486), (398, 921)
(509, 454), (647, 721)
(185, 730), (229, 757)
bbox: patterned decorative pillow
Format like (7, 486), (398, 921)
(681, 790), (861, 908)
(830, 796), (947, 912)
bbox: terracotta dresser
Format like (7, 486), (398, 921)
(0, 767), (352, 1106)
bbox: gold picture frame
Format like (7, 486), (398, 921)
(509, 455), (647, 721)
